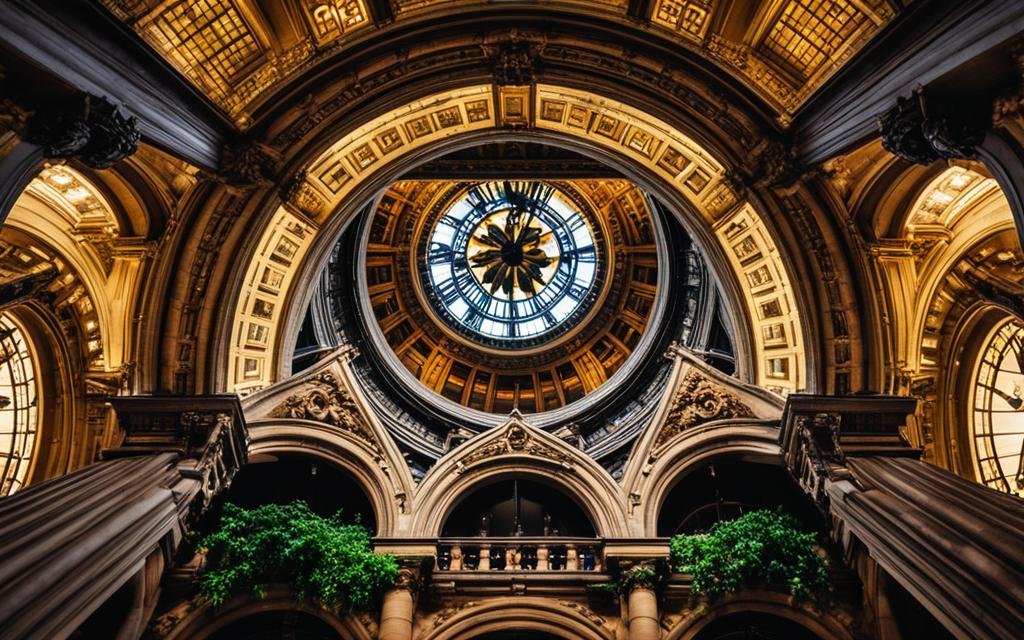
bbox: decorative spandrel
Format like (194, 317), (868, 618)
(971, 320), (1024, 496)
(420, 181), (603, 348)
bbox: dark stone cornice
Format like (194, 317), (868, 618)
(790, 0), (1024, 165)
(0, 0), (232, 170)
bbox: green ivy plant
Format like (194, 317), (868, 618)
(588, 564), (659, 596)
(198, 501), (398, 610)
(669, 509), (827, 599)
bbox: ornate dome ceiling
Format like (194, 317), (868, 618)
(354, 177), (659, 414)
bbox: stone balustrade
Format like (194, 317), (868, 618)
(436, 537), (603, 572)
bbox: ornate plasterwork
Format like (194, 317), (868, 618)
(270, 371), (378, 451)
(226, 83), (805, 397)
(714, 203), (805, 394)
(454, 413), (576, 473)
(534, 85), (737, 223)
(652, 369), (755, 450)
(98, 0), (370, 125)
(653, 0), (894, 118)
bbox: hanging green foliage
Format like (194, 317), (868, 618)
(198, 501), (398, 609)
(669, 509), (827, 598)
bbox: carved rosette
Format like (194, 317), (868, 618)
(653, 370), (755, 449)
(271, 372), (378, 451)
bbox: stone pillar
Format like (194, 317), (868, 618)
(379, 569), (417, 640)
(780, 395), (1024, 639)
(627, 584), (659, 640)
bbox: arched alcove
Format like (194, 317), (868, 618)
(207, 452), (377, 533)
(442, 478), (596, 538)
(206, 610), (344, 640)
(656, 455), (822, 537)
(691, 611), (825, 640)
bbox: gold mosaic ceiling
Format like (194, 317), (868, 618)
(98, 0), (898, 125)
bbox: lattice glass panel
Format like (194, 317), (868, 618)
(764, 0), (868, 78)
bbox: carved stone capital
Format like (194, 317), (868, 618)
(25, 94), (139, 168)
(480, 31), (547, 86)
(218, 138), (280, 188)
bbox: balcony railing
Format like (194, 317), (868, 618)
(436, 537), (603, 571)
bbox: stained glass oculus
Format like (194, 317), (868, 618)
(971, 319), (1024, 496)
(420, 181), (605, 348)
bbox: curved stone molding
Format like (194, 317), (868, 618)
(621, 347), (784, 534)
(242, 349), (416, 535)
(418, 596), (614, 640)
(149, 588), (373, 640)
(224, 82), (808, 397)
(410, 413), (631, 537)
(663, 589), (856, 640)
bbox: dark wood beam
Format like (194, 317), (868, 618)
(0, 0), (232, 170)
(790, 0), (1024, 165)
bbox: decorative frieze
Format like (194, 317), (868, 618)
(653, 369), (754, 450)
(271, 371), (379, 451)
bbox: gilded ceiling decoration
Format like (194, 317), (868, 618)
(97, 0), (898, 125)
(359, 178), (659, 414)
(654, 0), (895, 117)
(98, 0), (370, 125)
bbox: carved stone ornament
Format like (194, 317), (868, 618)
(271, 372), (378, 450)
(878, 91), (985, 165)
(432, 601), (478, 628)
(456, 416), (575, 473)
(653, 370), (755, 449)
(280, 170), (325, 217)
(218, 138), (280, 187)
(559, 600), (606, 626)
(794, 412), (843, 510)
(26, 94), (140, 168)
(480, 31), (547, 86)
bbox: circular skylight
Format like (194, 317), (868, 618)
(419, 181), (602, 348)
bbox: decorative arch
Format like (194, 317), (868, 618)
(621, 348), (784, 536)
(220, 83), (809, 401)
(241, 349), (416, 536)
(411, 413), (630, 538)
(420, 597), (613, 640)
(664, 589), (855, 640)
(152, 589), (371, 640)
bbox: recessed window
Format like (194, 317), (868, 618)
(0, 316), (38, 496)
(970, 319), (1024, 496)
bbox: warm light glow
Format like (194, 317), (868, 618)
(0, 315), (38, 497)
(971, 319), (1024, 497)
(423, 181), (599, 346)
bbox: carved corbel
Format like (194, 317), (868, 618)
(878, 90), (986, 165)
(218, 138), (281, 188)
(24, 93), (139, 168)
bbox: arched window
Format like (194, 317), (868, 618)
(970, 318), (1024, 496)
(0, 314), (39, 496)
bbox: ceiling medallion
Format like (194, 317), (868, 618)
(420, 180), (604, 349)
